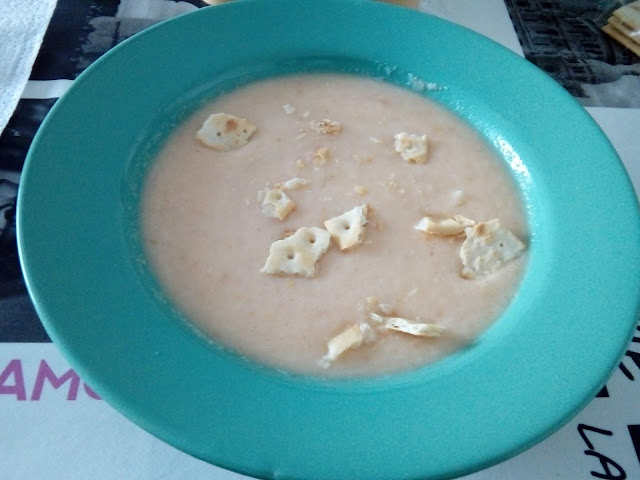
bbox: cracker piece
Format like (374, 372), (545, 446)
(261, 189), (295, 221)
(414, 216), (466, 236)
(394, 132), (429, 163)
(196, 113), (256, 151)
(384, 317), (446, 337)
(608, 16), (640, 43)
(324, 205), (369, 250)
(320, 324), (364, 368)
(311, 119), (342, 135)
(261, 227), (331, 278)
(460, 219), (526, 279)
(613, 2), (640, 31)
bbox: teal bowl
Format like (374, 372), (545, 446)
(17, 1), (640, 479)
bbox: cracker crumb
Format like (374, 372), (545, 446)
(394, 132), (429, 164)
(275, 177), (311, 191)
(360, 323), (377, 344)
(407, 73), (442, 93)
(311, 119), (342, 135)
(296, 159), (306, 169)
(365, 297), (395, 317)
(379, 303), (394, 316)
(369, 136), (383, 144)
(354, 154), (373, 164)
(283, 104), (296, 115)
(314, 147), (332, 166)
(452, 190), (466, 206)
(453, 215), (476, 228)
(354, 185), (369, 196)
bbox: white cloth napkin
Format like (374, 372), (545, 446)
(0, 0), (57, 135)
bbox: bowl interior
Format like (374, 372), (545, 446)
(121, 55), (537, 369)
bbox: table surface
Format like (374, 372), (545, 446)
(1, 1), (639, 479)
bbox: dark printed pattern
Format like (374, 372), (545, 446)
(629, 425), (640, 466)
(619, 325), (640, 381)
(504, 0), (640, 107)
(0, 99), (57, 172)
(1, 99), (58, 342)
(31, 0), (205, 80)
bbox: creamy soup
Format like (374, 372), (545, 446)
(141, 74), (528, 376)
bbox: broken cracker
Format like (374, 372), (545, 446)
(320, 324), (364, 368)
(261, 226), (331, 278)
(384, 317), (446, 337)
(261, 188), (295, 221)
(460, 219), (526, 279)
(324, 205), (368, 250)
(394, 132), (429, 164)
(414, 216), (466, 236)
(196, 113), (256, 151)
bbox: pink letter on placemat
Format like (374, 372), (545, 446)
(0, 359), (27, 401)
(31, 360), (80, 400)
